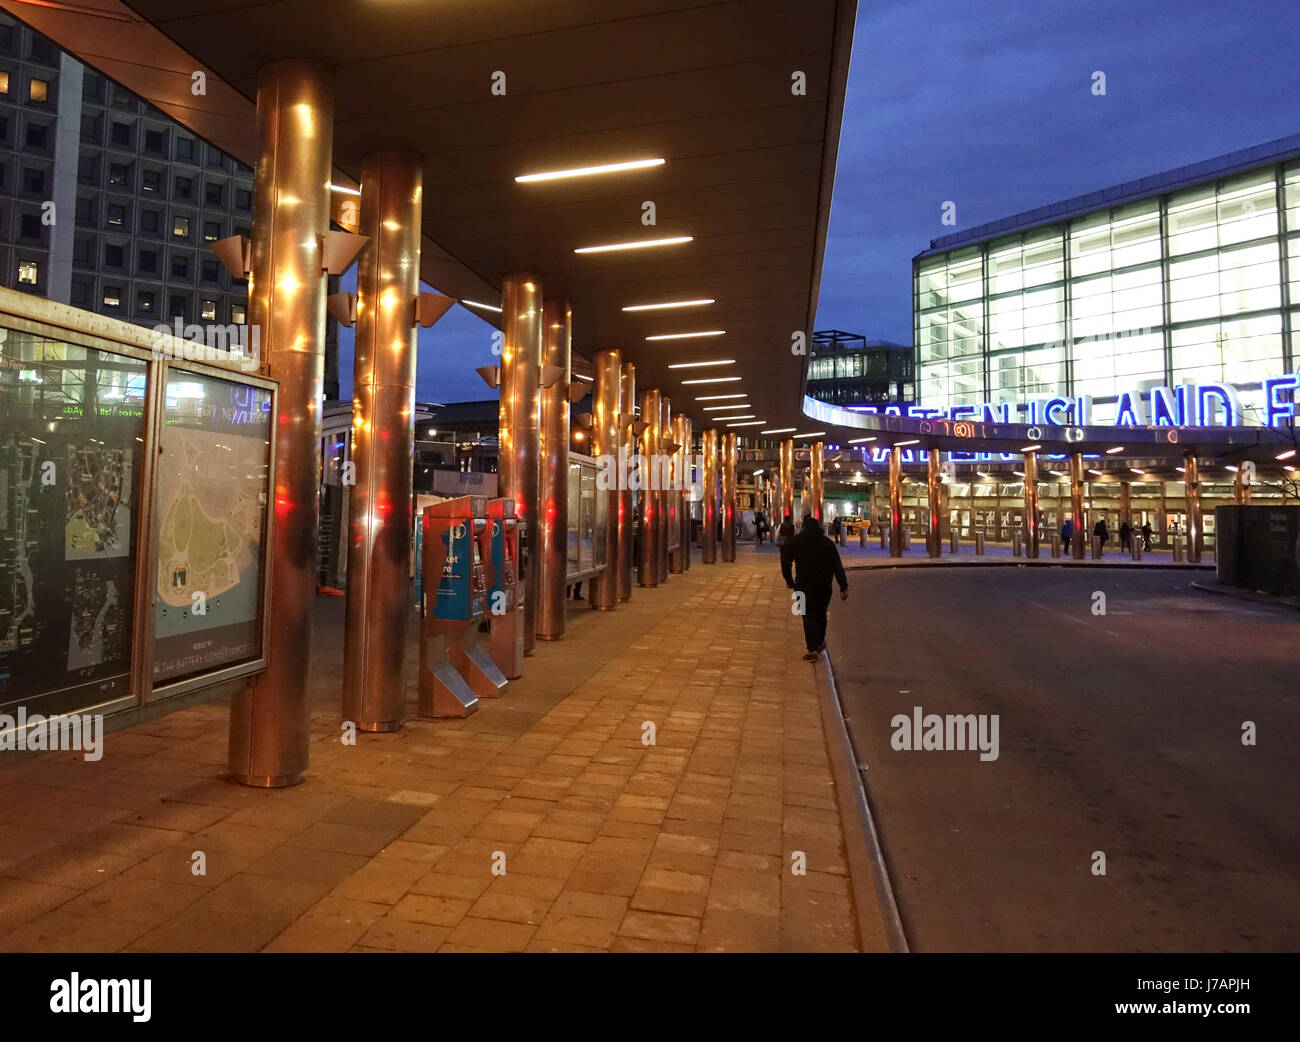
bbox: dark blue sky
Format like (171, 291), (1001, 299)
(339, 0), (1300, 404)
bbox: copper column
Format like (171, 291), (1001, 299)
(669, 414), (688, 573)
(889, 445), (903, 558)
(1233, 467), (1251, 504)
(927, 450), (943, 558)
(1184, 451), (1202, 563)
(779, 439), (795, 524)
(1023, 449), (1040, 558)
(617, 362), (636, 600)
(721, 432), (737, 562)
(341, 150), (421, 733)
(700, 428), (719, 564)
(228, 59), (333, 788)
(1070, 451), (1087, 560)
(637, 388), (661, 586)
(810, 441), (825, 521)
(657, 395), (672, 581)
(680, 416), (693, 570)
(589, 349), (621, 610)
(536, 300), (571, 640)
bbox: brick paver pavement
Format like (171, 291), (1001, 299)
(0, 547), (875, 952)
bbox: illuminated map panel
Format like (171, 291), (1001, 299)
(153, 370), (272, 683)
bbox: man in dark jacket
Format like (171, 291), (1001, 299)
(780, 516), (849, 661)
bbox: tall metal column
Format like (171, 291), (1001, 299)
(499, 273), (543, 651)
(617, 362), (636, 600)
(1070, 451), (1086, 560)
(229, 59), (334, 788)
(721, 432), (737, 561)
(669, 414), (688, 573)
(1023, 449), (1040, 558)
(341, 149), (421, 733)
(1185, 451), (1202, 563)
(1119, 480), (1132, 526)
(927, 450), (943, 558)
(657, 395), (672, 581)
(700, 428), (719, 563)
(810, 441), (825, 521)
(680, 416), (693, 570)
(537, 299), (571, 640)
(779, 439), (795, 523)
(589, 349), (621, 610)
(638, 388), (661, 586)
(1233, 466), (1251, 504)
(889, 446), (903, 558)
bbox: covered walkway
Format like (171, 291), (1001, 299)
(0, 551), (884, 953)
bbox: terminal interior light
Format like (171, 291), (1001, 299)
(848, 436), (876, 444)
(623, 298), (714, 311)
(681, 377), (740, 384)
(727, 420), (765, 427)
(1106, 446), (1125, 454)
(896, 439), (919, 446)
(1277, 449), (1297, 460)
(516, 157), (665, 183)
(761, 427), (797, 434)
(697, 394), (746, 401)
(461, 299), (502, 313)
(575, 235), (692, 254)
(702, 403), (749, 410)
(1088, 469), (1103, 476)
(667, 359), (734, 368)
(648, 331), (726, 341)
(1021, 444), (1041, 452)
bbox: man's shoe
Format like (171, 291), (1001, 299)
(802, 651), (819, 662)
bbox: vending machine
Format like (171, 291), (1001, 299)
(418, 496), (486, 718)
(447, 499), (509, 698)
(486, 497), (525, 679)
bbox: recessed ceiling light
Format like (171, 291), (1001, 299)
(461, 299), (502, 313)
(896, 439), (919, 446)
(623, 298), (714, 312)
(1021, 444), (1041, 452)
(667, 359), (734, 369)
(1088, 469), (1103, 475)
(646, 330), (725, 341)
(695, 394), (746, 401)
(727, 420), (766, 427)
(1105, 446), (1124, 454)
(702, 403), (749, 410)
(328, 183), (360, 196)
(793, 431), (825, 439)
(516, 158), (665, 183)
(847, 437), (876, 444)
(714, 415), (755, 420)
(574, 235), (692, 254)
(1224, 465), (1238, 472)
(761, 427), (797, 434)
(1276, 449), (1296, 460)
(681, 377), (741, 385)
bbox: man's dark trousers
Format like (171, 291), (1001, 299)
(799, 582), (832, 652)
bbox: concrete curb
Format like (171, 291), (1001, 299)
(811, 649), (909, 953)
(845, 560), (1213, 572)
(1190, 581), (1300, 612)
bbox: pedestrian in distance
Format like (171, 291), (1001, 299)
(776, 512), (796, 549)
(1093, 515), (1109, 558)
(754, 509), (768, 545)
(1119, 519), (1132, 553)
(1141, 520), (1153, 552)
(780, 515), (848, 662)
(1061, 517), (1073, 555)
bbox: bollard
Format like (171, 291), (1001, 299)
(1172, 536), (1183, 562)
(837, 526), (846, 546)
(975, 531), (985, 554)
(1091, 535), (1101, 559)
(901, 528), (910, 550)
(1050, 534), (1060, 558)
(1131, 538), (1142, 561)
(949, 529), (958, 553)
(860, 527), (868, 548)
(879, 526), (887, 549)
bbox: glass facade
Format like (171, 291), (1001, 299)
(914, 157), (1300, 426)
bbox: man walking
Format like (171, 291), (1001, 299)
(780, 515), (849, 662)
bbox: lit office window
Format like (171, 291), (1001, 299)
(201, 299), (217, 320)
(17, 260), (38, 284)
(0, 72), (9, 94)
(231, 304), (246, 324)
(103, 287), (121, 307)
(172, 215), (190, 238)
(29, 78), (47, 103)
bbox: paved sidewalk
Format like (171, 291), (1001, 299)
(0, 548), (871, 953)
(758, 538), (1209, 569)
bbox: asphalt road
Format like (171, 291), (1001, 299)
(827, 567), (1300, 952)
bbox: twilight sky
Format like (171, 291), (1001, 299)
(338, 0), (1300, 405)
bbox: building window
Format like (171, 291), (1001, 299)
(78, 155), (98, 184)
(72, 236), (92, 266)
(79, 112), (99, 142)
(104, 287), (122, 308)
(232, 304), (246, 324)
(203, 220), (220, 242)
(111, 84), (134, 109)
(235, 188), (252, 211)
(111, 120), (132, 147)
(140, 209), (160, 234)
(29, 37), (55, 63)
(206, 146), (225, 168)
(138, 248), (158, 274)
(0, 71), (9, 94)
(25, 122), (48, 149)
(201, 299), (217, 320)
(104, 243), (125, 268)
(70, 277), (90, 307)
(75, 196), (94, 223)
(205, 181), (223, 206)
(169, 294), (188, 320)
(108, 162), (129, 186)
(107, 203), (125, 227)
(137, 291), (155, 314)
(201, 259), (220, 283)
(22, 168), (44, 194)
(28, 78), (47, 103)
(172, 215), (190, 238)
(174, 175), (192, 200)
(175, 137), (193, 162)
(142, 169), (161, 193)
(17, 260), (37, 285)
(171, 254), (188, 278)
(144, 128), (164, 154)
